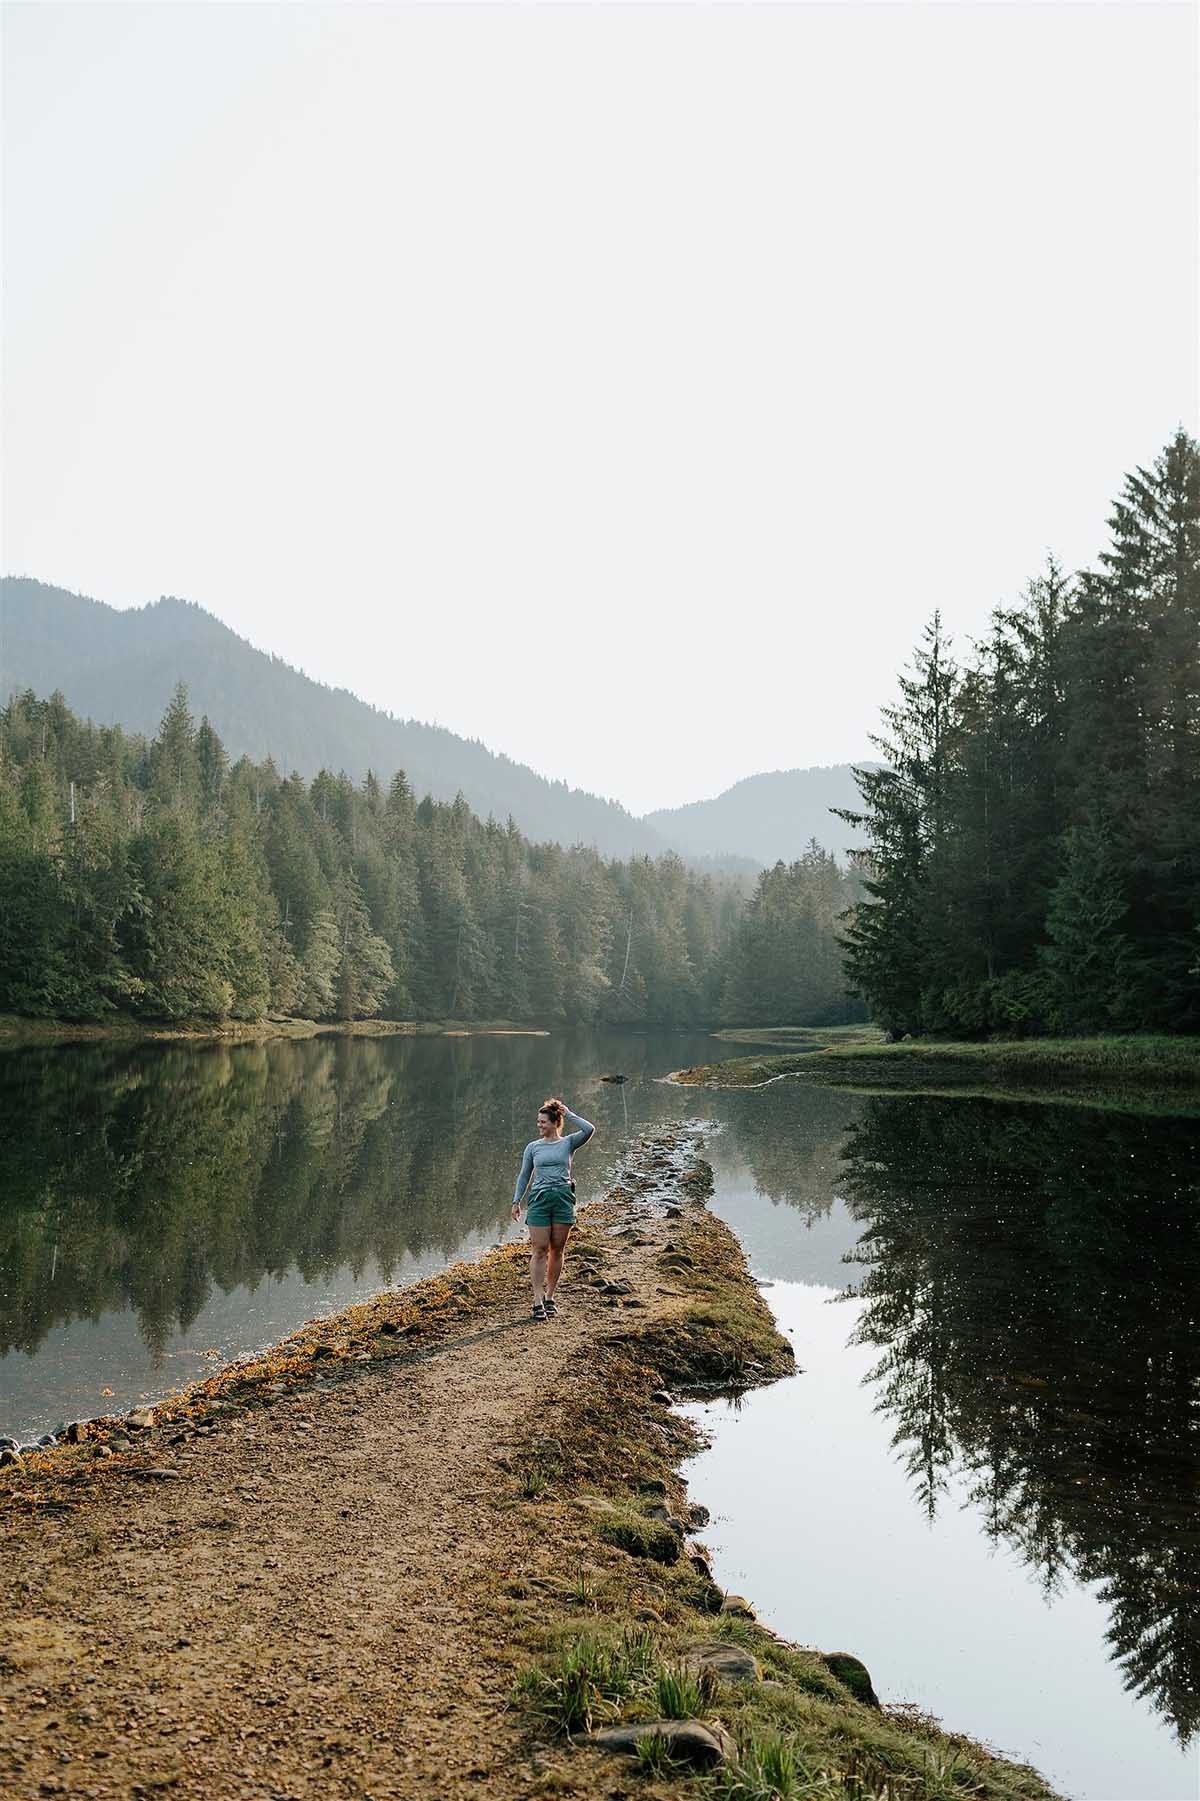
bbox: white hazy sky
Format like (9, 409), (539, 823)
(3, 2), (1197, 814)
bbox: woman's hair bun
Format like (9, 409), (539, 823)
(540, 1097), (566, 1127)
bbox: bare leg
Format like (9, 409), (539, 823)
(546, 1222), (572, 1298)
(528, 1226), (551, 1306)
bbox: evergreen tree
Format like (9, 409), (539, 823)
(332, 869), (394, 1020)
(122, 816), (237, 1018)
(300, 910), (340, 1018)
(149, 684), (202, 812)
(843, 434), (1199, 1038)
(1038, 813), (1139, 1033)
(838, 615), (957, 1037)
(195, 716), (228, 813)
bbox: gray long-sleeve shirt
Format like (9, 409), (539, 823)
(512, 1107), (595, 1208)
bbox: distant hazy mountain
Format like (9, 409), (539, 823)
(1, 578), (672, 858)
(1, 578), (868, 866)
(644, 764), (873, 865)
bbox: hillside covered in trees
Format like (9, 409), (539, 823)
(0, 580), (674, 860)
(1, 581), (873, 869)
(841, 430), (1200, 1038)
(0, 687), (861, 1029)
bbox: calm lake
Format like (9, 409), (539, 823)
(1, 1029), (1196, 1799)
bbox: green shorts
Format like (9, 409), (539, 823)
(525, 1183), (577, 1229)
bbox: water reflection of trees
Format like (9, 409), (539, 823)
(0, 1037), (554, 1361)
(712, 1085), (862, 1224)
(841, 1096), (1200, 1743)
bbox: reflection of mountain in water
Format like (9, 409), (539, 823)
(840, 1095), (1200, 1744)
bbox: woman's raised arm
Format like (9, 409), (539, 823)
(562, 1106), (595, 1150)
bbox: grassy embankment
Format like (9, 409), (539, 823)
(0, 1013), (548, 1046)
(498, 1230), (1059, 1800)
(0, 1138), (1060, 1801)
(676, 1032), (1200, 1112)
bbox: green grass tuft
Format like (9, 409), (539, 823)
(596, 1508), (682, 1564)
(562, 1565), (599, 1607)
(709, 1735), (837, 1800)
(512, 1628), (664, 1738)
(512, 1635), (641, 1736)
(515, 1453), (561, 1498)
(636, 1730), (690, 1778)
(653, 1661), (716, 1719)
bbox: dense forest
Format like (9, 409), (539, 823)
(6, 432), (1193, 1039)
(841, 430), (1200, 1037)
(0, 686), (862, 1028)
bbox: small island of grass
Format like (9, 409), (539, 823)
(673, 1032), (1200, 1112)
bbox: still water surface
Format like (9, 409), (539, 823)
(1, 1031), (1196, 1797)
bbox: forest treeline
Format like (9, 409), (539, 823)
(6, 430), (1193, 1039)
(841, 429), (1200, 1037)
(0, 686), (862, 1028)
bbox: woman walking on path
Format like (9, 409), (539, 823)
(511, 1098), (595, 1322)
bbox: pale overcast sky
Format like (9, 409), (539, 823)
(3, 1), (1196, 814)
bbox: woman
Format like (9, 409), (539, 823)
(511, 1097), (595, 1321)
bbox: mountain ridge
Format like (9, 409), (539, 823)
(1, 577), (673, 858)
(645, 761), (873, 865)
(1, 577), (868, 864)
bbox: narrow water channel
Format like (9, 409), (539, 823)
(689, 1091), (1199, 1801)
(1, 1032), (1195, 1796)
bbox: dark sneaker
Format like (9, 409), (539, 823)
(543, 1295), (558, 1318)
(530, 1301), (548, 1322)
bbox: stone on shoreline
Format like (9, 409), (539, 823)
(587, 1719), (735, 1768)
(720, 1593), (756, 1619)
(824, 1651), (880, 1708)
(684, 1641), (762, 1684)
(645, 1502), (686, 1538)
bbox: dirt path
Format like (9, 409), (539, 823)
(0, 1126), (722, 1801)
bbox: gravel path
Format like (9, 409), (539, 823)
(0, 1129), (708, 1801)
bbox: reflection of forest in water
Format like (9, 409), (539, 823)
(2, 1033), (865, 1374)
(840, 1096), (1200, 1744)
(1, 1038), (494, 1362)
(7, 1040), (1197, 1745)
(710, 1082), (861, 1223)
(0, 1031), (713, 1365)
